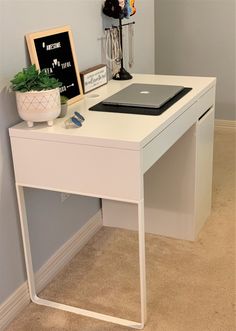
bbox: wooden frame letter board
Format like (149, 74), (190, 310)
(26, 25), (83, 105)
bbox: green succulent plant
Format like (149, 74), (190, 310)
(10, 64), (62, 92)
(60, 95), (68, 104)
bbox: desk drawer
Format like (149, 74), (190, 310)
(197, 87), (215, 119)
(142, 87), (215, 174)
(10, 137), (142, 202)
(143, 101), (198, 173)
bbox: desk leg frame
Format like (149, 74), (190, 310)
(16, 185), (147, 329)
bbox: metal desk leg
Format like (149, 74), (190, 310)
(16, 185), (37, 301)
(138, 199), (147, 326)
(15, 185), (147, 329)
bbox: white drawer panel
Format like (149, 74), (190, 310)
(10, 137), (142, 202)
(142, 101), (198, 173)
(197, 87), (215, 118)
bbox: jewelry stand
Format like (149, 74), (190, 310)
(113, 19), (134, 80)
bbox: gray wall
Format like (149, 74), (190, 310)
(0, 0), (154, 304)
(155, 0), (236, 120)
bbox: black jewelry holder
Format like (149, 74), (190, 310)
(106, 19), (135, 81)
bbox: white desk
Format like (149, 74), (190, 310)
(9, 74), (216, 329)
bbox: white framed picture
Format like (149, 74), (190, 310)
(80, 65), (107, 93)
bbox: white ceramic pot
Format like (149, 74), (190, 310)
(15, 88), (61, 127)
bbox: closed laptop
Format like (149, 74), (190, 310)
(102, 83), (185, 109)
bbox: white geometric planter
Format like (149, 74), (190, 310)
(15, 88), (61, 127)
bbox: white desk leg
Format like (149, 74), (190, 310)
(16, 185), (37, 301)
(138, 199), (147, 326)
(15, 184), (146, 329)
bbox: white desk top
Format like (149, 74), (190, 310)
(9, 74), (216, 151)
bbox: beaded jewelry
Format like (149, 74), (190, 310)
(105, 27), (122, 76)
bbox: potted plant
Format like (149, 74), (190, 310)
(10, 64), (62, 127)
(59, 95), (69, 118)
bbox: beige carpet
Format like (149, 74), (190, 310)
(6, 127), (235, 331)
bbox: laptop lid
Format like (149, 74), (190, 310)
(102, 83), (185, 109)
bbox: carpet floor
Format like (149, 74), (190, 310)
(6, 127), (235, 331)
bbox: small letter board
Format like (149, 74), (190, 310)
(26, 25), (83, 105)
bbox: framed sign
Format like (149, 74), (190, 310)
(26, 25), (83, 105)
(80, 65), (107, 93)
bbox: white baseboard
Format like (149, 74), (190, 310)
(215, 119), (236, 130)
(0, 282), (29, 331)
(0, 210), (102, 330)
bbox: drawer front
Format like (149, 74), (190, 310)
(143, 101), (198, 173)
(197, 87), (215, 119)
(142, 87), (215, 174)
(10, 137), (142, 202)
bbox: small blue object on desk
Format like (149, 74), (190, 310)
(74, 111), (85, 122)
(64, 111), (85, 129)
